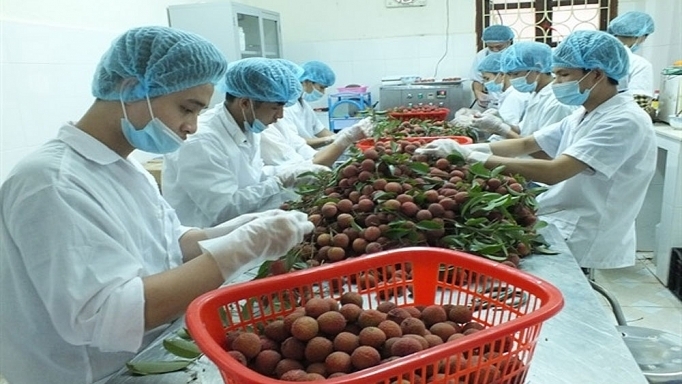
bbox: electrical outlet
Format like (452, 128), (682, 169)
(386, 0), (427, 8)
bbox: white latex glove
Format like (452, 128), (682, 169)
(332, 117), (372, 148)
(481, 108), (501, 119)
(471, 114), (512, 135)
(203, 209), (288, 238)
(415, 139), (492, 164)
(454, 108), (477, 118)
(199, 210), (314, 280)
(277, 162), (331, 188)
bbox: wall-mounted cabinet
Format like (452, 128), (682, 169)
(167, 2), (282, 62)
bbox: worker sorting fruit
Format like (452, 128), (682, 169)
(162, 57), (331, 227)
(417, 30), (657, 270)
(0, 27), (313, 384)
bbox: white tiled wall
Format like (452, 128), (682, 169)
(0, 20), (119, 180)
(284, 33), (477, 110)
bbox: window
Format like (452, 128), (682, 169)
(475, 0), (618, 50)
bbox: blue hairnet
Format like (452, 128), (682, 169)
(300, 61), (336, 87)
(477, 52), (503, 73)
(500, 42), (552, 73)
(482, 25), (514, 43)
(274, 59), (305, 80)
(607, 11), (655, 37)
(552, 30), (629, 81)
(92, 26), (228, 102)
(224, 58), (302, 105)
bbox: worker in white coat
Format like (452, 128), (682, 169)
(608, 11), (656, 116)
(475, 51), (530, 141)
(417, 30), (657, 269)
(0, 27), (312, 384)
(162, 58), (327, 227)
(261, 59), (374, 168)
(472, 41), (577, 140)
(468, 25), (515, 110)
(282, 60), (338, 148)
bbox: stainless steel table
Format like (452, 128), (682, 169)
(107, 224), (647, 384)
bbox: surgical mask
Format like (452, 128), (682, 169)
(242, 101), (267, 134)
(302, 87), (324, 102)
(630, 43), (641, 53)
(120, 96), (183, 154)
(484, 75), (504, 93)
(510, 72), (537, 93)
(551, 71), (601, 106)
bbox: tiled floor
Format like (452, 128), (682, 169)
(0, 252), (679, 384)
(592, 251), (682, 336)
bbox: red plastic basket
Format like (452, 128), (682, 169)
(356, 135), (473, 152)
(388, 108), (450, 122)
(186, 247), (563, 384)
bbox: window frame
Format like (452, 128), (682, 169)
(475, 0), (618, 50)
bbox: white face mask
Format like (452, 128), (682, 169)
(551, 71), (602, 106)
(120, 96), (183, 154)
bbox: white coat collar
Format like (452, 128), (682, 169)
(217, 103), (250, 144)
(58, 123), (123, 165)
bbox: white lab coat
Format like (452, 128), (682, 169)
(468, 48), (502, 109)
(533, 93), (657, 269)
(518, 84), (577, 136)
(617, 45), (654, 97)
(468, 48), (489, 84)
(282, 99), (326, 138)
(0, 125), (183, 384)
(162, 103), (290, 227)
(497, 86), (531, 126)
(261, 117), (317, 167)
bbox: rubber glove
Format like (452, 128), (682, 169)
(198, 210), (314, 280)
(471, 114), (512, 135)
(203, 209), (288, 238)
(277, 162), (331, 188)
(415, 139), (492, 164)
(454, 108), (477, 118)
(332, 117), (372, 148)
(481, 108), (501, 119)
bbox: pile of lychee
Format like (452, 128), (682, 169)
(283, 143), (536, 275)
(223, 292), (523, 383)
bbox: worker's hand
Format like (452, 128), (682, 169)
(415, 139), (468, 158)
(454, 108), (477, 118)
(333, 117), (373, 148)
(471, 114), (512, 135)
(277, 162), (331, 188)
(199, 211), (314, 280)
(203, 209), (288, 239)
(481, 108), (501, 119)
(475, 92), (489, 108)
(415, 140), (492, 164)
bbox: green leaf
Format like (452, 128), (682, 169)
(126, 360), (193, 375)
(255, 259), (273, 279)
(490, 165), (506, 178)
(533, 220), (548, 231)
(468, 162), (492, 178)
(175, 328), (193, 341)
(464, 217), (488, 226)
(415, 220), (444, 231)
(292, 261), (308, 270)
(407, 162), (430, 175)
(446, 152), (465, 163)
(314, 197), (340, 206)
(486, 254), (509, 262)
(534, 245), (560, 255)
(163, 338), (202, 359)
(384, 228), (411, 240)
